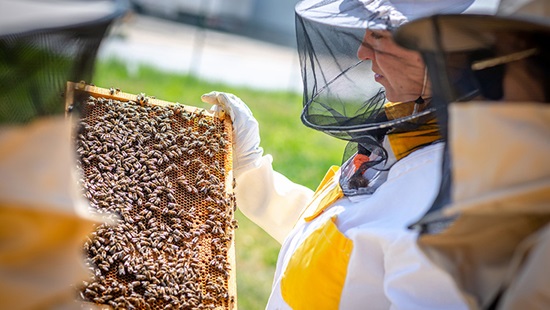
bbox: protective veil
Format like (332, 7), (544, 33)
(295, 0), (475, 196)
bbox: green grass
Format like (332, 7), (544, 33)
(93, 59), (346, 309)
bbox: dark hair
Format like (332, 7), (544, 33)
(524, 31), (550, 102)
(460, 31), (550, 103)
(470, 49), (505, 101)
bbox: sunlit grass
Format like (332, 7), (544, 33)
(93, 59), (346, 309)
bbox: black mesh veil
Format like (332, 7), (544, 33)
(294, 0), (477, 163)
(393, 5), (550, 233)
(0, 0), (128, 125)
(296, 0), (396, 158)
(296, 16), (388, 143)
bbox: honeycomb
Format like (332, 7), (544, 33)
(66, 82), (237, 309)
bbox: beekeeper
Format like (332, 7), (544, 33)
(201, 0), (493, 308)
(393, 0), (550, 308)
(0, 1), (127, 309)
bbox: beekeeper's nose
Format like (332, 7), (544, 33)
(357, 39), (374, 60)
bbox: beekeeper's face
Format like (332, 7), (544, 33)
(357, 30), (428, 103)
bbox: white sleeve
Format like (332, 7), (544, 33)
(234, 155), (314, 244)
(384, 232), (469, 310)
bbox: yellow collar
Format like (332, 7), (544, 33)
(384, 101), (442, 160)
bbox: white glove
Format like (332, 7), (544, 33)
(201, 91), (263, 177)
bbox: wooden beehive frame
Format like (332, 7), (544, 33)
(66, 81), (237, 309)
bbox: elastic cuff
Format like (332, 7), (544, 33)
(233, 147), (265, 178)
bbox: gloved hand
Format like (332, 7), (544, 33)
(201, 91), (263, 177)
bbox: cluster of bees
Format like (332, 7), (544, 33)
(75, 94), (236, 309)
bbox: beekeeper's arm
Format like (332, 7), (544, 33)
(201, 92), (314, 244)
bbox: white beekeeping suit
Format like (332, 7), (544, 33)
(394, 0), (550, 308)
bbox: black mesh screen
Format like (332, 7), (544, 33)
(296, 12), (389, 143)
(0, 7), (122, 124)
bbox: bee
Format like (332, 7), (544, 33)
(77, 80), (87, 89)
(136, 93), (148, 106)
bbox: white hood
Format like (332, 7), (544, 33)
(418, 101), (550, 308)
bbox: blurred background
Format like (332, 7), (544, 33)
(130, 0), (298, 46)
(94, 1), (346, 309)
(100, 0), (302, 92)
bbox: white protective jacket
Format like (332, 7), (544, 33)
(235, 142), (467, 309)
(417, 102), (550, 310)
(0, 117), (105, 310)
